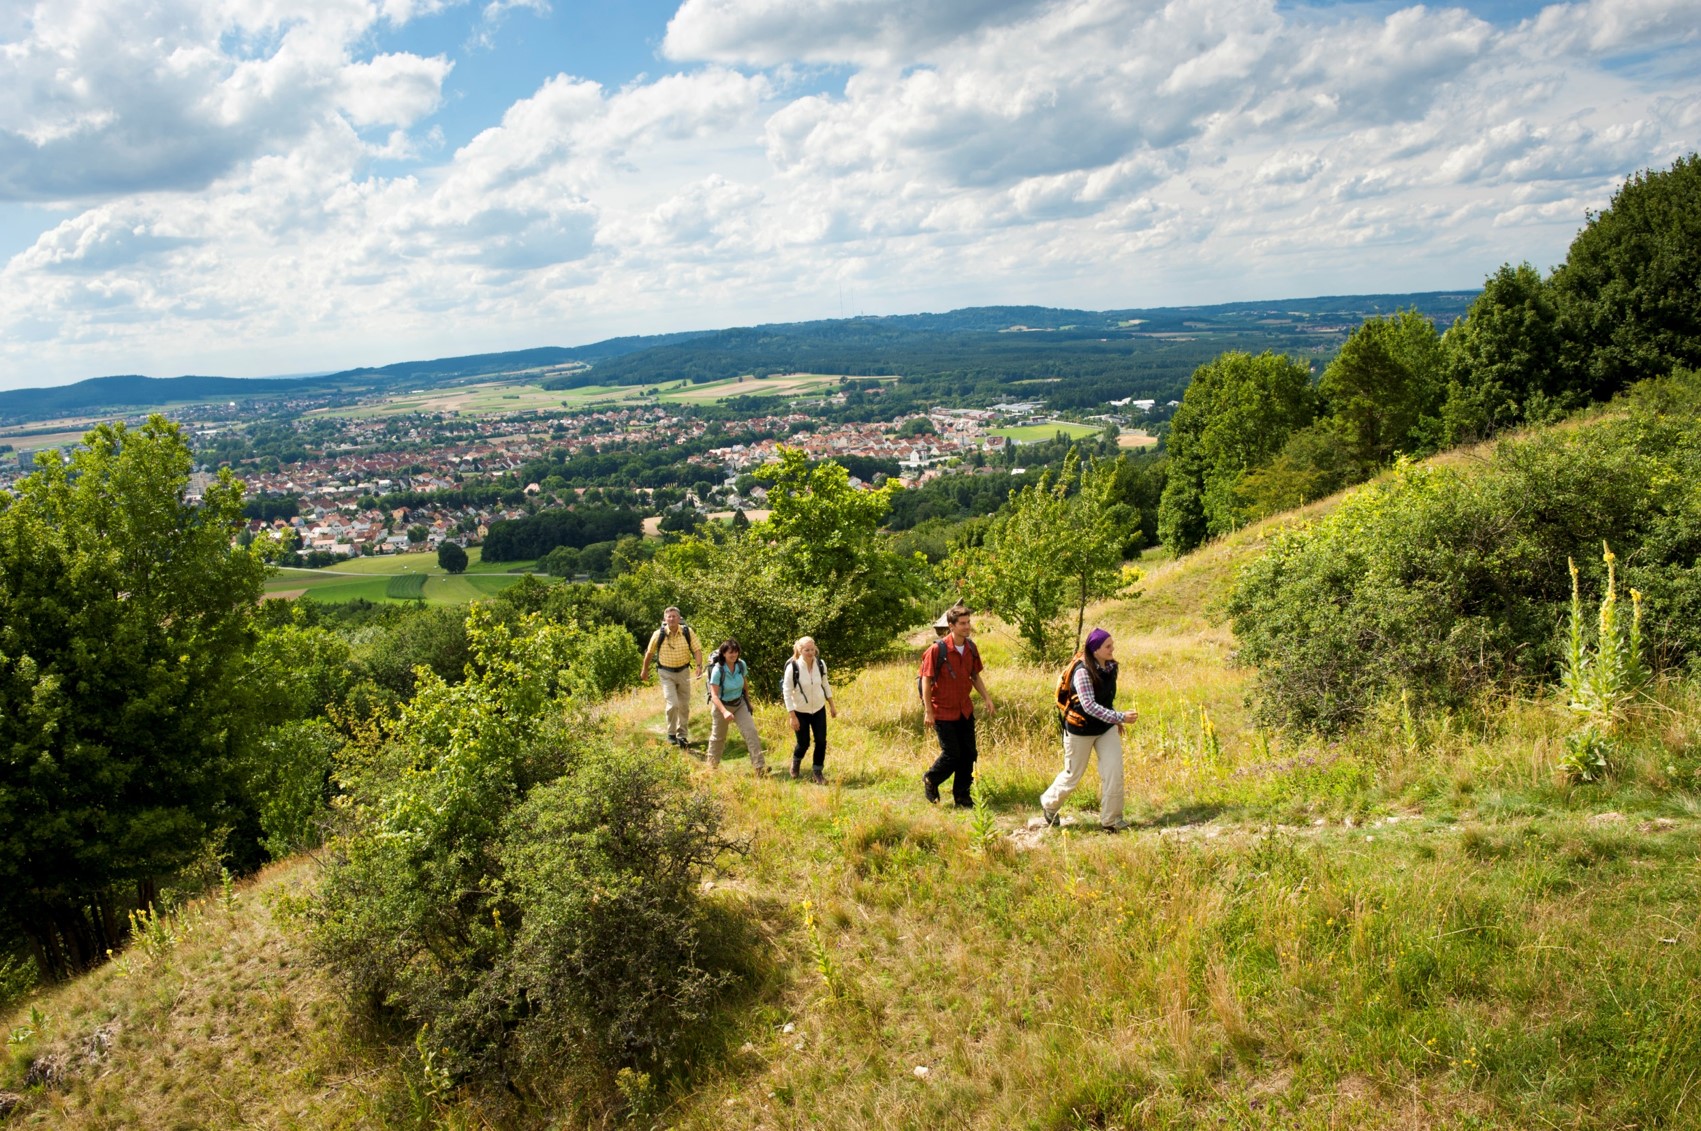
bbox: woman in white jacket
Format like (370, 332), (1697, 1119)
(782, 636), (837, 783)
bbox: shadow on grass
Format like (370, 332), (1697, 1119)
(1137, 801), (1233, 828)
(668, 892), (793, 1069)
(963, 773), (1056, 812)
(825, 766), (903, 790)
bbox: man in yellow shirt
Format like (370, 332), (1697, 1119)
(640, 606), (705, 746)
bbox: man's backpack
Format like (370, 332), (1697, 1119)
(651, 622), (696, 654)
(916, 636), (980, 704)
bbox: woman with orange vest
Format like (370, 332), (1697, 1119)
(1041, 628), (1136, 832)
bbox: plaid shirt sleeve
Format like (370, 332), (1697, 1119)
(1072, 665), (1125, 725)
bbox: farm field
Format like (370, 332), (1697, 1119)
(651, 372), (896, 405)
(988, 419), (1105, 443)
(302, 372), (900, 421)
(261, 546), (538, 604)
(306, 381), (588, 421)
(0, 426), (102, 452)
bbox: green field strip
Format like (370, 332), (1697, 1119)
(324, 551), (435, 575)
(987, 421), (1104, 443)
(425, 574), (525, 603)
(263, 575), (394, 603)
(385, 574), (427, 599)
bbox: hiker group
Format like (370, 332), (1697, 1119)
(640, 607), (836, 782)
(640, 603), (1134, 830)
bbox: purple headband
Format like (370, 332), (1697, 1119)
(1085, 628), (1111, 656)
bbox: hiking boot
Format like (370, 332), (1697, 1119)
(790, 759), (802, 780)
(811, 768), (825, 785)
(922, 773), (940, 804)
(1042, 808), (1060, 828)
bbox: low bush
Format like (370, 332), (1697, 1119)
(308, 606), (744, 1097)
(499, 754), (739, 1073)
(564, 622), (643, 700)
(1227, 370), (1701, 732)
(358, 604), (471, 698)
(248, 719), (341, 857)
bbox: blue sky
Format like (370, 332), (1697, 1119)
(0, 0), (1695, 390)
(384, 1), (684, 146)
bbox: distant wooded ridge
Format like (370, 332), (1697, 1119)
(0, 293), (1474, 424)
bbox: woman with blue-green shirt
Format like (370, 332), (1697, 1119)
(706, 638), (766, 775)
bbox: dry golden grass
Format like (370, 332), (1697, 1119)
(0, 862), (436, 1129)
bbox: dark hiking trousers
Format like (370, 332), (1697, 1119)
(792, 707), (828, 769)
(927, 716), (979, 805)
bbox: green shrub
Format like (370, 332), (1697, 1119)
(1227, 460), (1523, 732)
(0, 950), (35, 1012)
(359, 605), (471, 698)
(565, 622), (643, 700)
(1228, 371), (1701, 732)
(498, 751), (738, 1071)
(309, 607), (742, 1091)
(249, 719), (342, 858)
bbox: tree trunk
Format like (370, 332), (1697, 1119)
(1076, 572), (1088, 653)
(25, 892), (132, 982)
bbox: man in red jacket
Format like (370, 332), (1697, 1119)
(919, 606), (998, 807)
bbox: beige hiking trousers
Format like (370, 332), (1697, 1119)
(1040, 728), (1124, 828)
(706, 698), (765, 772)
(659, 666), (693, 741)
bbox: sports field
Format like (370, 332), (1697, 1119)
(261, 547), (540, 605)
(986, 420), (1105, 444)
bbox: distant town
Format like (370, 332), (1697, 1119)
(3, 384), (1163, 561)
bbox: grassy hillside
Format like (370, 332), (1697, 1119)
(7, 473), (1700, 1129)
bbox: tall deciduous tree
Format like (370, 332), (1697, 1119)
(1157, 351), (1316, 554)
(437, 540), (469, 574)
(1440, 262), (1568, 443)
(1553, 153), (1701, 399)
(655, 448), (927, 690)
(0, 417), (267, 979)
(1319, 309), (1445, 471)
(948, 449), (1140, 661)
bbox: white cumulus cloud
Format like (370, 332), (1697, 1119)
(1, 0), (1698, 386)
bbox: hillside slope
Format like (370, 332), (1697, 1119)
(6, 441), (1700, 1130)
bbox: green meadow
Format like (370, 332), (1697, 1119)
(262, 546), (538, 604)
(304, 373), (900, 421)
(988, 420), (1106, 444)
(16, 478), (1701, 1129)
